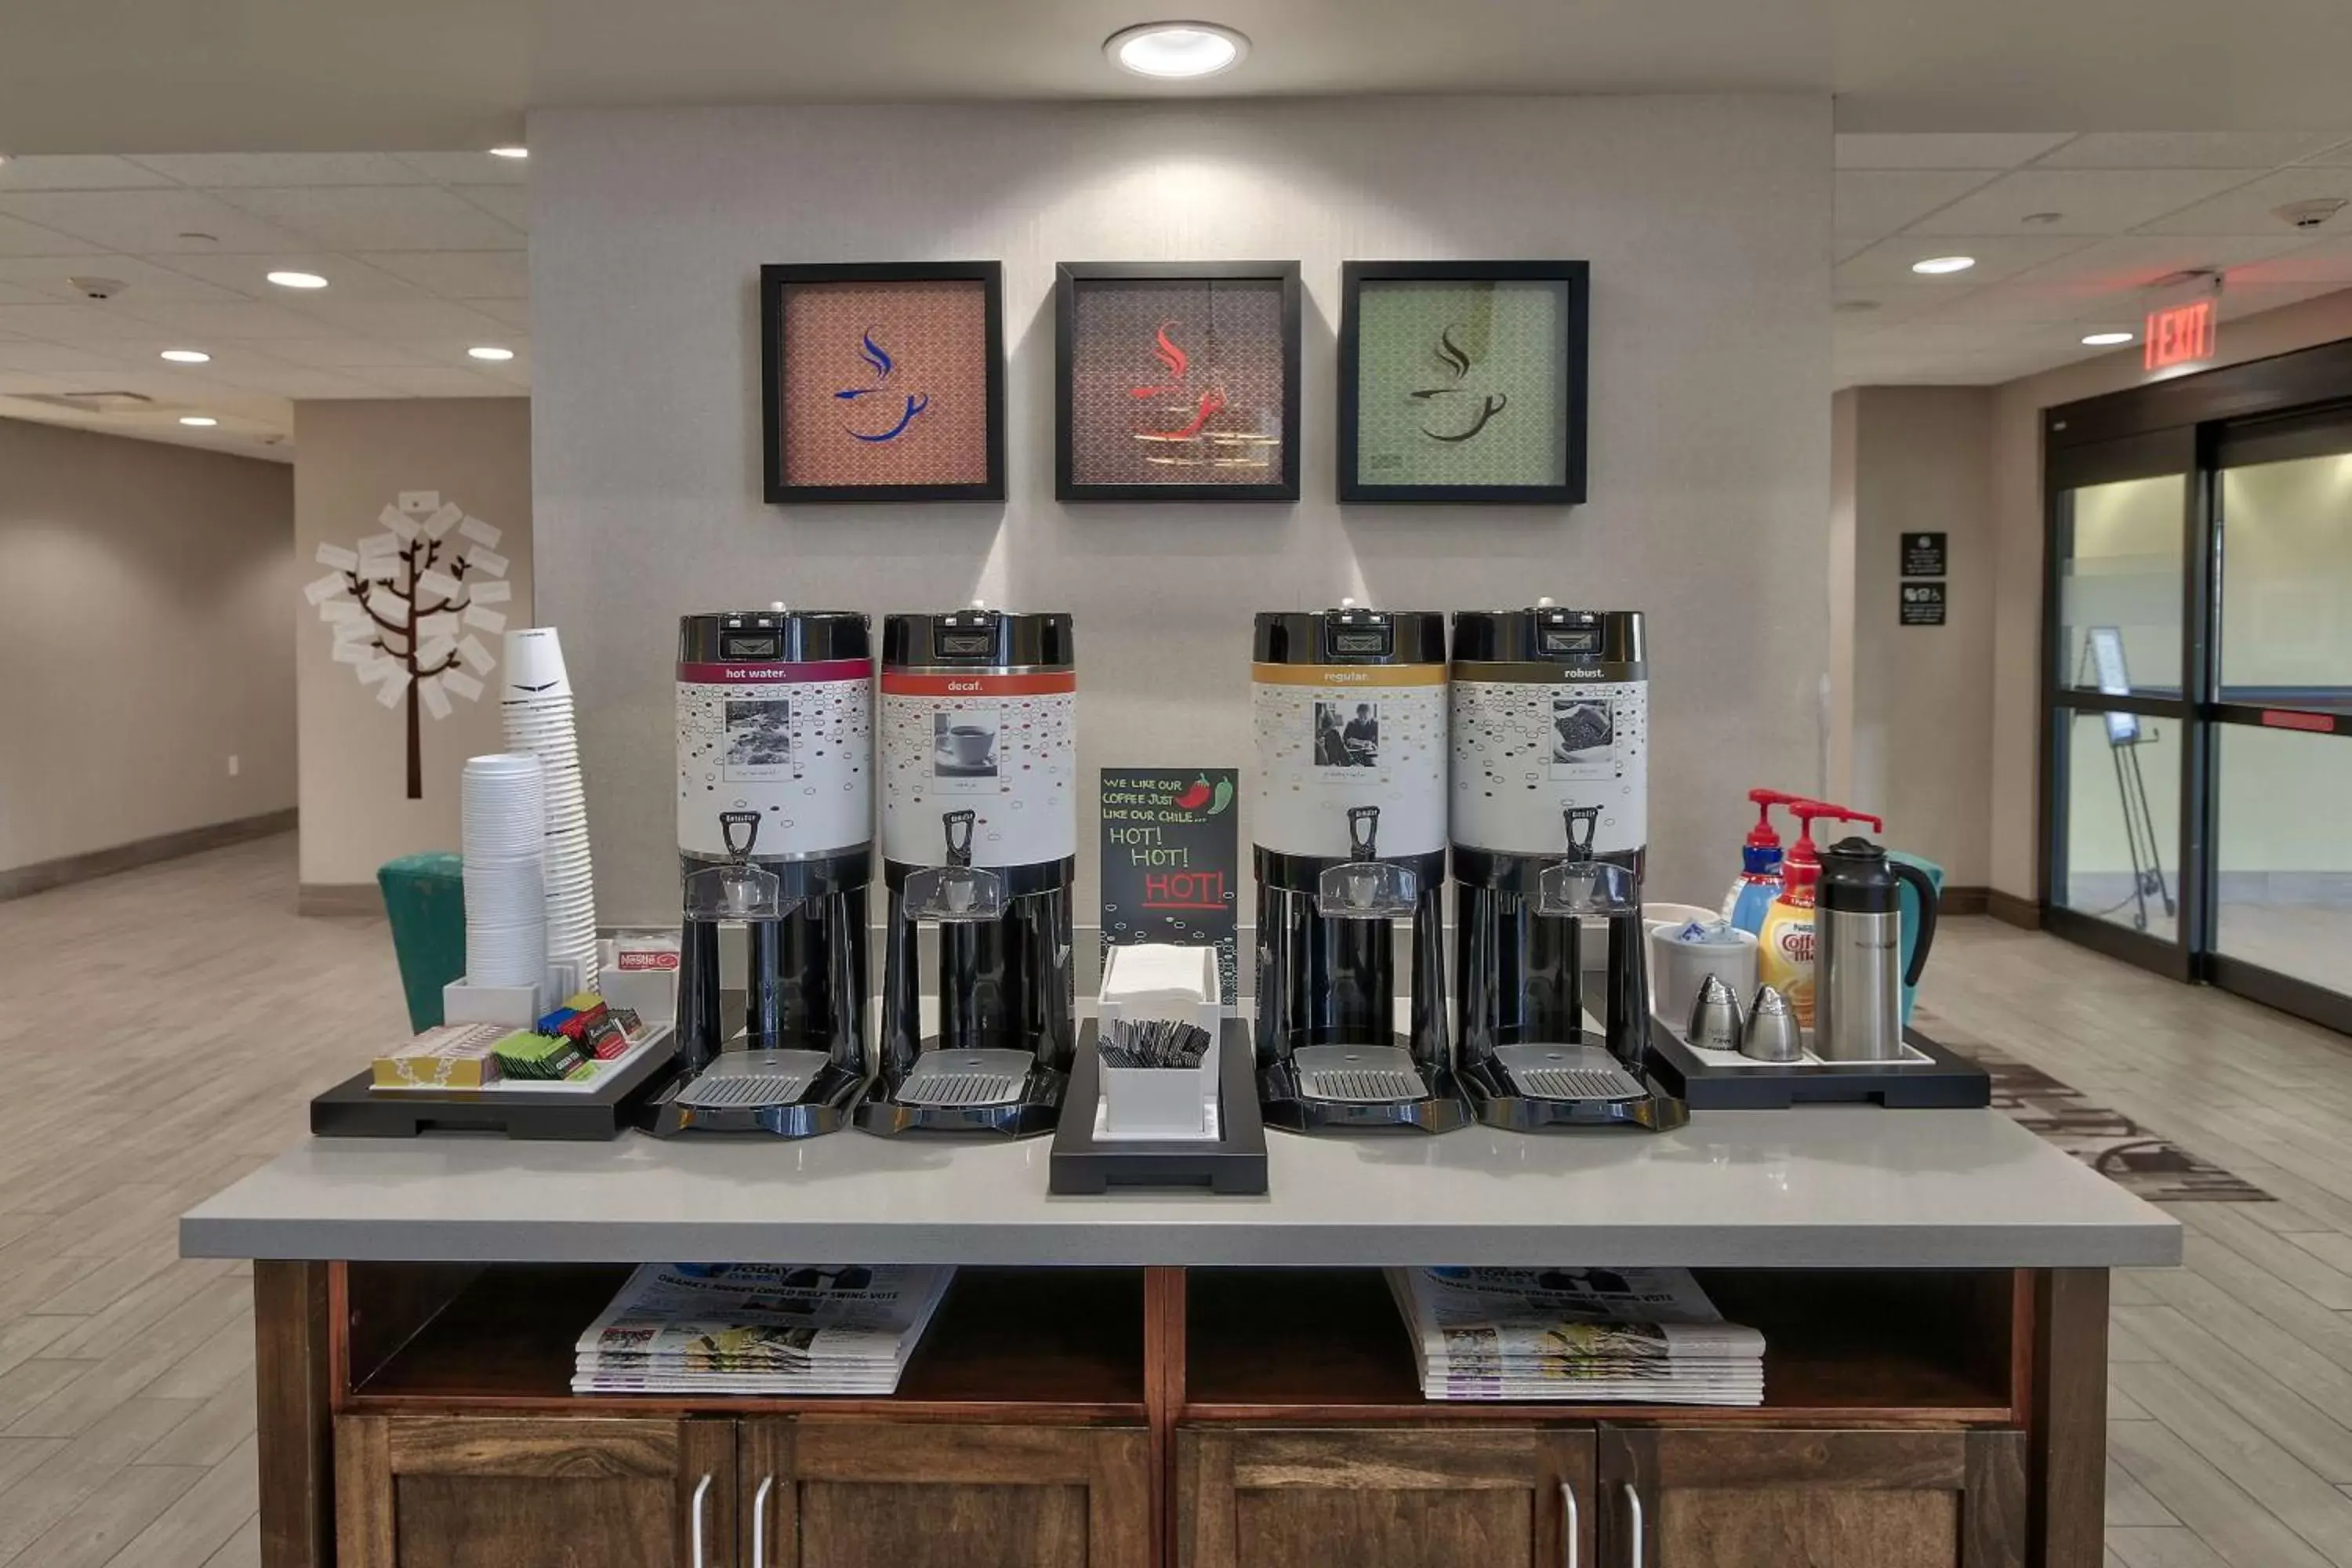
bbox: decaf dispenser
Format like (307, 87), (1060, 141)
(649, 608), (875, 1137)
(858, 606), (1078, 1136)
(1250, 603), (1468, 1131)
(1449, 603), (1685, 1131)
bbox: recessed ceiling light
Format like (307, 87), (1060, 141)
(488, 146), (529, 160)
(267, 270), (328, 290)
(2082, 331), (2136, 347)
(180, 416), (218, 427)
(159, 348), (211, 364)
(1105, 21), (1248, 79)
(1911, 256), (1976, 275)
(467, 345), (516, 361)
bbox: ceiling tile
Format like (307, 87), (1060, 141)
(194, 364), (401, 397)
(2227, 239), (2352, 285)
(2299, 139), (2352, 167)
(1835, 233), (2096, 288)
(2002, 232), (2315, 292)
(1834, 169), (1999, 240)
(285, 297), (520, 339)
(0, 253), (248, 304)
(0, 212), (95, 258)
(0, 302), (206, 340)
(390, 152), (531, 186)
(0, 373), (77, 394)
(124, 152), (425, 187)
(0, 155), (178, 191)
(355, 249), (529, 299)
(2035, 132), (2352, 169)
(0, 190), (314, 252)
(215, 186), (522, 251)
(0, 284), (47, 307)
(459, 298), (530, 331)
(353, 366), (519, 397)
(147, 250), (432, 301)
(2214, 280), (2347, 320)
(110, 298), (343, 339)
(1831, 280), (1957, 328)
(1909, 282), (2115, 325)
(0, 341), (131, 372)
(2134, 166), (2352, 235)
(261, 336), (446, 369)
(447, 184), (528, 228)
(1834, 132), (2076, 170)
(1908, 169), (2259, 235)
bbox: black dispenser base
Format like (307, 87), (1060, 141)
(1049, 1020), (1269, 1195)
(852, 1044), (1069, 1139)
(1458, 1041), (1692, 1132)
(637, 1058), (868, 1138)
(1257, 1050), (1474, 1134)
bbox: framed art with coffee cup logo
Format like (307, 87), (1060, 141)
(761, 261), (1007, 503)
(1338, 260), (1589, 504)
(1055, 261), (1301, 503)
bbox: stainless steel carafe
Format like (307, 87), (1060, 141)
(1814, 838), (1938, 1062)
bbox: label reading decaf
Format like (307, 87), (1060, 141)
(1098, 768), (1240, 1004)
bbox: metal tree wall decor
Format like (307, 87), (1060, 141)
(303, 491), (510, 800)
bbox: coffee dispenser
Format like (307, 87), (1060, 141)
(1251, 604), (1466, 1131)
(858, 607), (1077, 1136)
(652, 608), (874, 1137)
(1449, 604), (1682, 1130)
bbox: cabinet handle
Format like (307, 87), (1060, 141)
(752, 1475), (774, 1568)
(1622, 1481), (1645, 1567)
(1560, 1479), (1580, 1568)
(690, 1472), (712, 1568)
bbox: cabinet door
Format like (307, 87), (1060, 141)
(1176, 1426), (1595, 1568)
(336, 1414), (736, 1568)
(1597, 1426), (2025, 1568)
(740, 1419), (1151, 1568)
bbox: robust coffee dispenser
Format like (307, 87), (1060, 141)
(1449, 604), (1683, 1130)
(1252, 604), (1467, 1131)
(652, 608), (874, 1137)
(858, 607), (1078, 1136)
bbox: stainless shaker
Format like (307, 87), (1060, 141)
(1814, 837), (1938, 1062)
(1741, 985), (1804, 1062)
(1685, 974), (1745, 1053)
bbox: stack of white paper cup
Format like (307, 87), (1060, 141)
(462, 753), (548, 989)
(501, 627), (601, 990)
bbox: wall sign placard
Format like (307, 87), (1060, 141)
(1900, 580), (1947, 626)
(1902, 532), (1947, 577)
(1056, 263), (1302, 503)
(760, 262), (1007, 503)
(1338, 260), (1590, 504)
(1098, 768), (1240, 1003)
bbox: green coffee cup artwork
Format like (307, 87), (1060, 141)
(1348, 274), (1578, 495)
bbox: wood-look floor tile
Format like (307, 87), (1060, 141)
(2111, 1361), (2352, 1563)
(197, 1515), (260, 1568)
(2107, 1414), (2337, 1568)
(0, 1461), (205, 1568)
(2107, 1524), (2235, 1567)
(2115, 1304), (2352, 1483)
(103, 1436), (257, 1568)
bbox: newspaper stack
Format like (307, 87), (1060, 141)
(573, 1263), (953, 1396)
(1385, 1266), (1766, 1405)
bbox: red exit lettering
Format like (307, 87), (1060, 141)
(2144, 299), (2217, 371)
(1144, 870), (1226, 910)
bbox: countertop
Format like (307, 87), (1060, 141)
(181, 1107), (2180, 1269)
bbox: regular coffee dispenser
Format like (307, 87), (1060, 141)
(649, 608), (874, 1137)
(1449, 603), (1685, 1131)
(1250, 604), (1468, 1131)
(858, 606), (1078, 1136)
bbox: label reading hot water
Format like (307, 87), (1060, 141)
(675, 661), (873, 859)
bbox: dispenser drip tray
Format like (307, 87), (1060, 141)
(895, 1048), (1036, 1109)
(1291, 1044), (1428, 1105)
(1494, 1043), (1648, 1103)
(673, 1049), (830, 1111)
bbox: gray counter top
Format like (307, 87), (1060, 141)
(181, 1107), (2179, 1269)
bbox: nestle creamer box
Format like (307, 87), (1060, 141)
(600, 928), (679, 1024)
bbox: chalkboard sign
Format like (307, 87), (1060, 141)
(1098, 768), (1240, 1003)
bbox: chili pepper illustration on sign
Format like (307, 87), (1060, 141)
(834, 328), (931, 442)
(1172, 777), (1213, 811)
(1410, 322), (1508, 443)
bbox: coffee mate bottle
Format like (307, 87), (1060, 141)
(1754, 800), (1881, 1031)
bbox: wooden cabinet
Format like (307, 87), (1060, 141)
(336, 1414), (736, 1568)
(740, 1419), (1151, 1568)
(1175, 1426), (1595, 1568)
(1596, 1426), (2027, 1568)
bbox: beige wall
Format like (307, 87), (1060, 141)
(1988, 289), (2352, 899)
(1826, 386), (1996, 886)
(293, 399), (533, 891)
(532, 96), (1835, 924)
(0, 417), (296, 874)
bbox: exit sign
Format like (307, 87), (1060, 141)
(2144, 298), (2217, 371)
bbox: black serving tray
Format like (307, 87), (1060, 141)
(1049, 1019), (1268, 1195)
(1642, 1018), (1990, 1110)
(312, 1026), (681, 1140)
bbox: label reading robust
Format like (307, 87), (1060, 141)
(1450, 673), (1647, 856)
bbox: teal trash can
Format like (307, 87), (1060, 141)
(1889, 850), (1944, 1029)
(378, 851), (466, 1033)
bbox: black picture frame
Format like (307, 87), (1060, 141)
(1054, 261), (1302, 503)
(760, 261), (1007, 504)
(1336, 260), (1590, 505)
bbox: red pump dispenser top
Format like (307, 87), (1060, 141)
(1782, 800), (1883, 899)
(1744, 788), (1806, 851)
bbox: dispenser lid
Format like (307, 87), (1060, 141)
(1450, 604), (1644, 670)
(1820, 836), (1901, 913)
(679, 608), (869, 665)
(884, 607), (1074, 670)
(1254, 603), (1444, 665)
